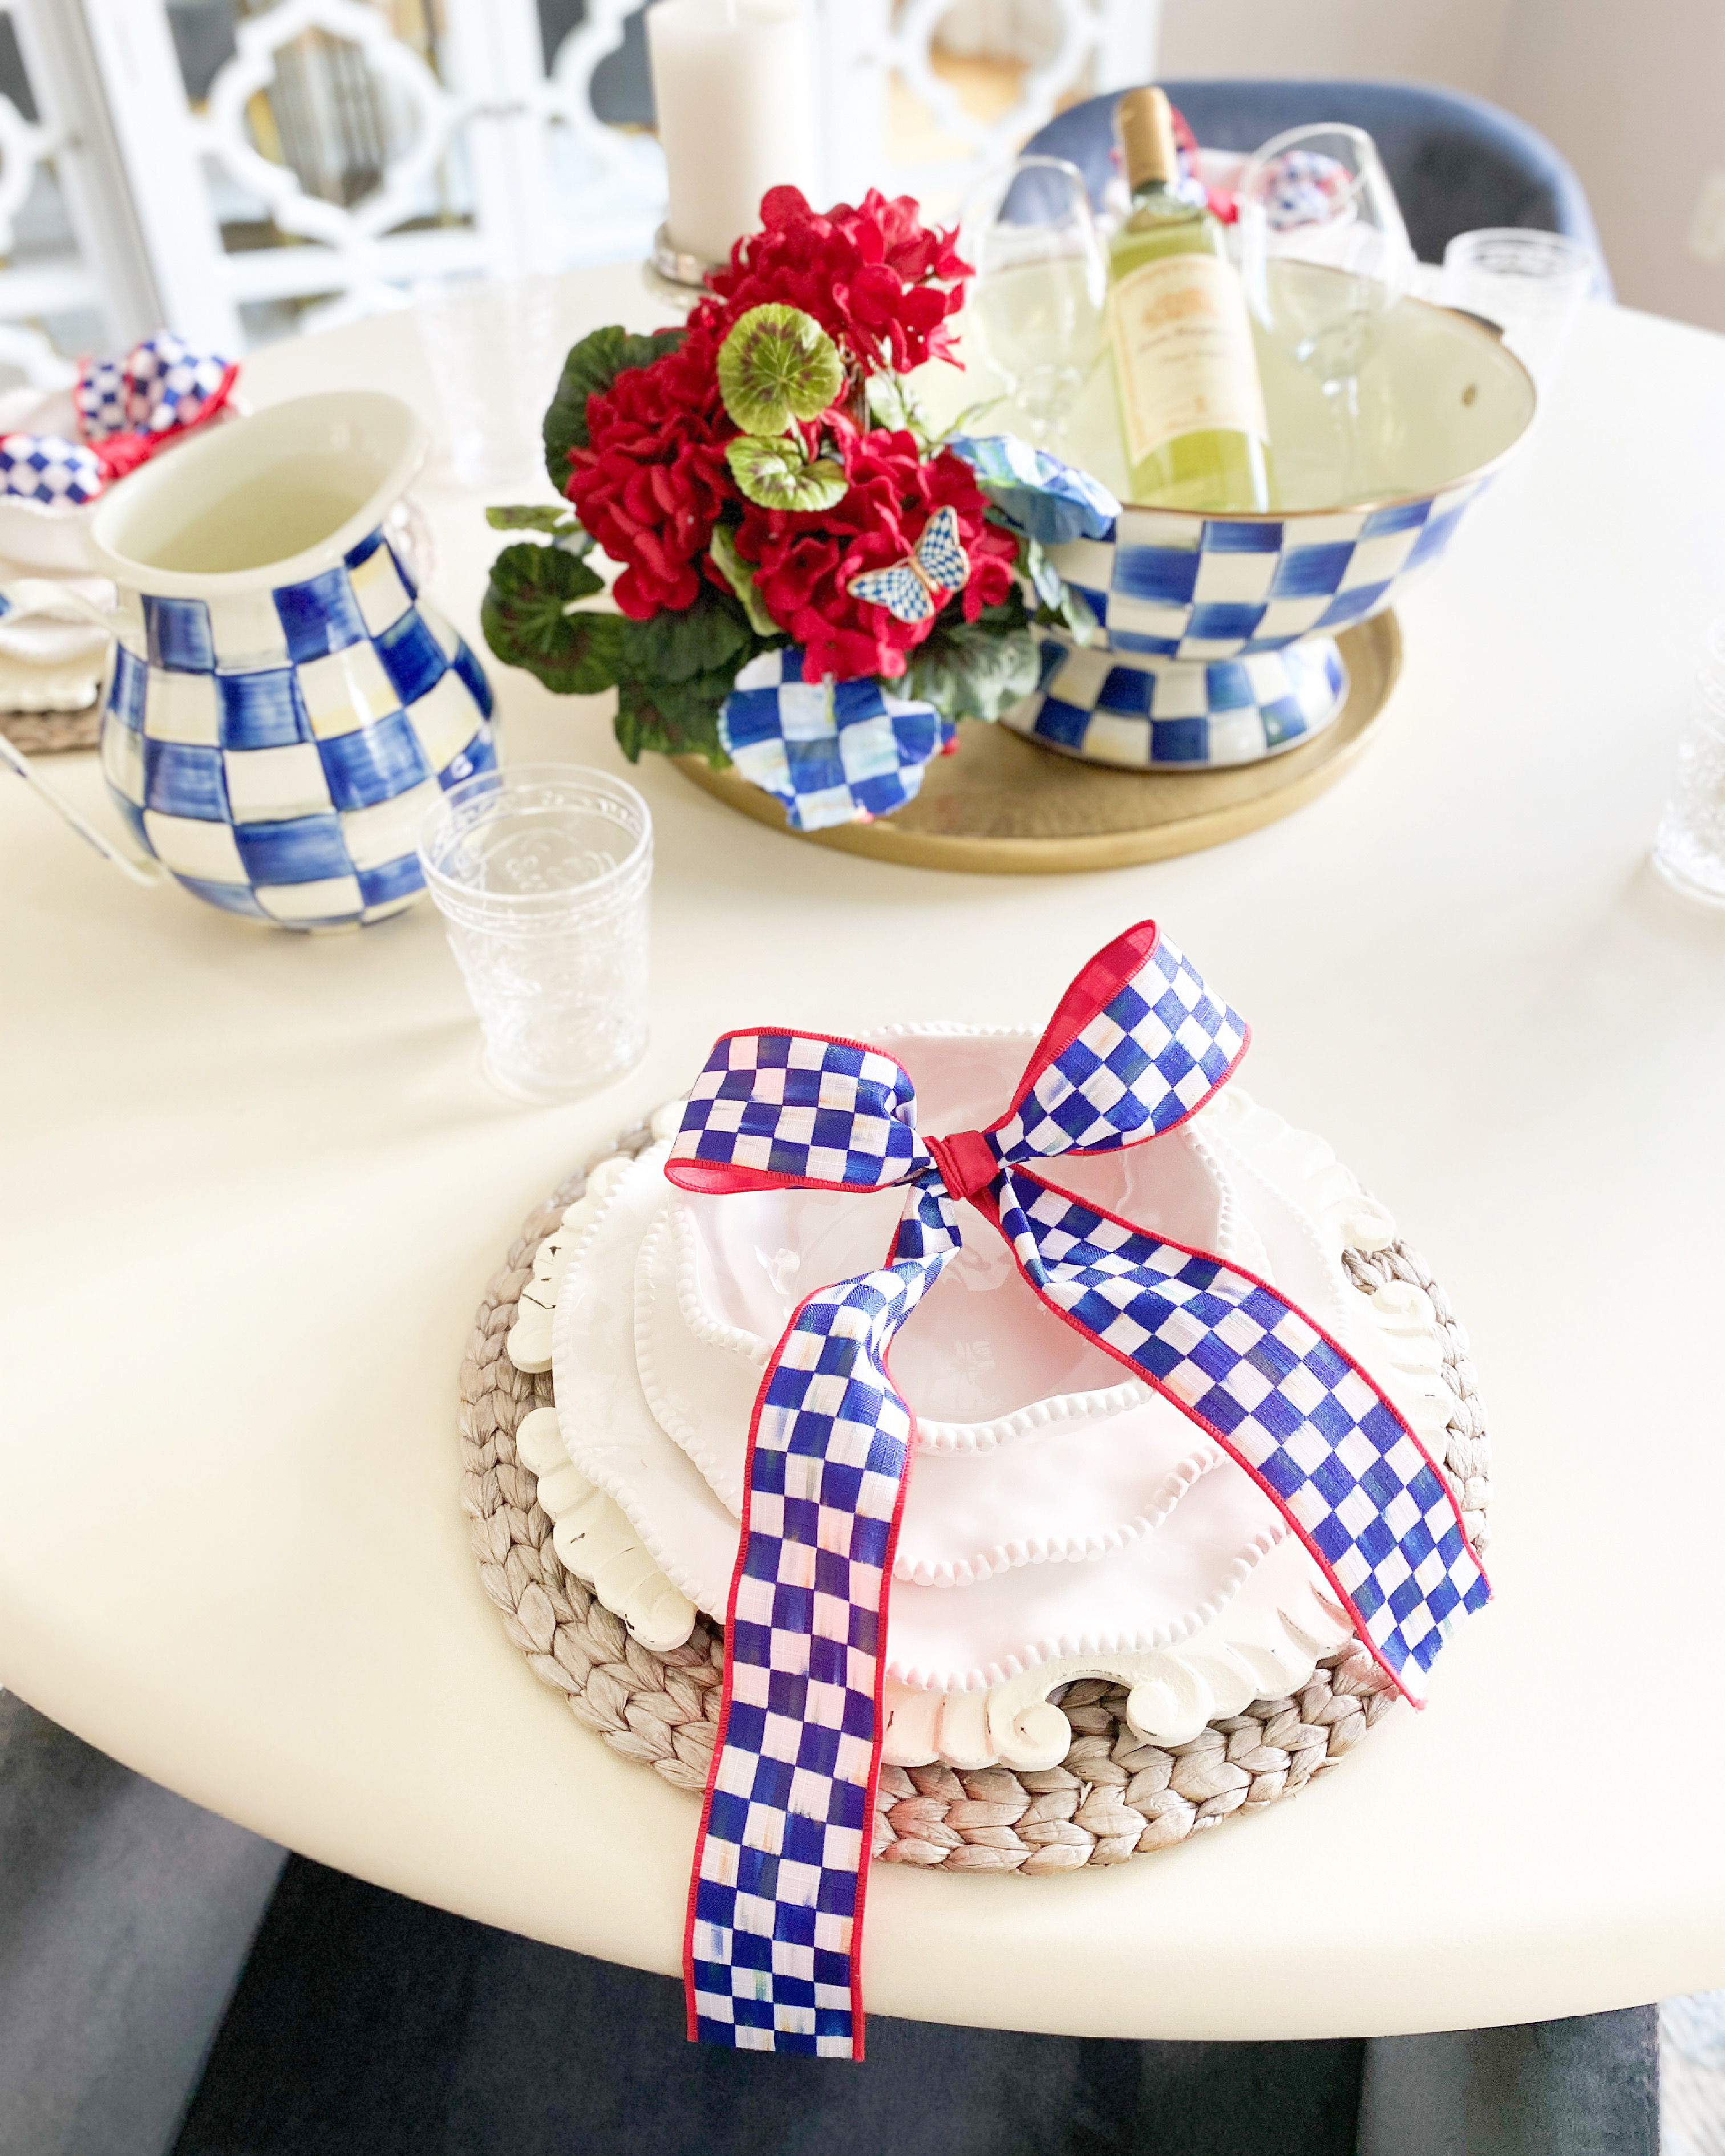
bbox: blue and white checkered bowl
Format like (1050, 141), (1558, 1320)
(1004, 296), (1537, 768)
(88, 390), (495, 929)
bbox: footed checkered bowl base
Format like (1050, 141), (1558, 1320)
(457, 1115), (1492, 1874)
(1010, 631), (1350, 768)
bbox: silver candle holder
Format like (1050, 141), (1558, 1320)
(644, 223), (723, 314)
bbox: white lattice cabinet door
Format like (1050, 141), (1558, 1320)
(73, 0), (241, 347)
(34, 0), (671, 350)
(0, 0), (171, 377)
(3, 0), (1159, 363)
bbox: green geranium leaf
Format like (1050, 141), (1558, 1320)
(707, 524), (779, 638)
(542, 323), (686, 487)
(486, 504), (577, 534)
(864, 371), (932, 452)
(480, 541), (620, 695)
(617, 583), (752, 685)
(726, 434), (848, 513)
(718, 305), (844, 435)
(905, 598), (1039, 724)
(614, 671), (731, 769)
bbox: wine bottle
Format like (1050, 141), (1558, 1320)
(1106, 87), (1274, 512)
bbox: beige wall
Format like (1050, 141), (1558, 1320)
(1155, 0), (1725, 331)
(1496, 0), (1725, 331)
(1157, 0), (1516, 97)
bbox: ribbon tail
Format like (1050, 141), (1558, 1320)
(983, 1167), (1489, 1711)
(683, 1179), (960, 2058)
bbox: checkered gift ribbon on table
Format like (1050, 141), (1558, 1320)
(719, 647), (953, 831)
(666, 923), (1490, 2058)
(99, 524), (494, 927)
(0, 331), (238, 506)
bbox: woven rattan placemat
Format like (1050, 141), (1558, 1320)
(458, 1128), (1492, 1874)
(1, 703), (98, 753)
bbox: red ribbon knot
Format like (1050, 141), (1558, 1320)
(924, 1127), (997, 1202)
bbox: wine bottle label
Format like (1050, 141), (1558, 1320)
(1108, 252), (1269, 464)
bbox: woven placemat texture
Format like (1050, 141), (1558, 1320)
(1, 703), (99, 753)
(458, 1130), (1493, 1874)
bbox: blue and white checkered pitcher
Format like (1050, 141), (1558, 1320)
(76, 390), (494, 929)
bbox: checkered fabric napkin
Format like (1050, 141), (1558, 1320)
(666, 921), (1489, 2058)
(0, 432), (104, 506)
(718, 647), (953, 832)
(0, 332), (238, 506)
(74, 331), (236, 442)
(1260, 148), (1355, 230)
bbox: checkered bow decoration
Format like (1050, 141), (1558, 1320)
(666, 923), (1490, 2060)
(0, 332), (237, 507)
(719, 646), (955, 832)
(944, 432), (1121, 549)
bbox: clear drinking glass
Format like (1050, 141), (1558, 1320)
(419, 764), (653, 1100)
(1652, 621), (1725, 909)
(1441, 228), (1593, 394)
(412, 272), (561, 489)
(962, 155), (1107, 447)
(1237, 124), (1415, 493)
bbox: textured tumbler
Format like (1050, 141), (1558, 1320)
(419, 764), (653, 1098)
(412, 273), (560, 488)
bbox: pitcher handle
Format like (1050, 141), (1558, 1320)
(0, 580), (167, 887)
(0, 732), (167, 885)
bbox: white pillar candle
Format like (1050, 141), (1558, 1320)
(646, 0), (822, 269)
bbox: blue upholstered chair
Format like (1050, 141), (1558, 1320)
(1025, 79), (1612, 297)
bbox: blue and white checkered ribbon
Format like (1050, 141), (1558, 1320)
(945, 433), (1121, 548)
(719, 646), (954, 831)
(666, 922), (1490, 2058)
(0, 332), (237, 506)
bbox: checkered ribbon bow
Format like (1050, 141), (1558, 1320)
(666, 922), (1489, 2059)
(0, 333), (238, 507)
(719, 647), (954, 832)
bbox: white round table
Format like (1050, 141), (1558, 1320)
(5, 265), (1724, 2041)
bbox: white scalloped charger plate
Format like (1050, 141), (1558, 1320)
(547, 1036), (1456, 1721)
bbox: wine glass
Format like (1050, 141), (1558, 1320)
(962, 155), (1107, 449)
(1236, 124), (1415, 495)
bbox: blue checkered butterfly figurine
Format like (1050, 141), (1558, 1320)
(847, 504), (970, 623)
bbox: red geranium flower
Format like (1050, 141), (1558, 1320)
(698, 187), (970, 376)
(732, 427), (1017, 682)
(564, 326), (735, 618)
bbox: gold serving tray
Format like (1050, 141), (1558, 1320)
(675, 613), (1400, 875)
